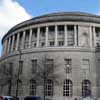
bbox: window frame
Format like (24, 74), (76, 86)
(63, 79), (73, 97)
(30, 79), (36, 96)
(45, 79), (53, 96)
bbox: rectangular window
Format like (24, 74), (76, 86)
(46, 59), (54, 73)
(82, 59), (90, 70)
(64, 58), (72, 73)
(50, 41), (54, 46)
(40, 27), (45, 37)
(59, 41), (64, 46)
(31, 59), (37, 73)
(34, 33), (37, 37)
(67, 32), (74, 46)
(9, 63), (13, 75)
(67, 25), (74, 31)
(2, 63), (6, 74)
(33, 28), (37, 38)
(95, 27), (100, 37)
(19, 60), (23, 74)
(41, 42), (45, 47)
(67, 25), (74, 46)
(58, 25), (64, 35)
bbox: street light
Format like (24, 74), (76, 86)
(16, 49), (22, 97)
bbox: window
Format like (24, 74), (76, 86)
(82, 59), (90, 70)
(31, 59), (37, 73)
(49, 26), (55, 34)
(19, 60), (23, 74)
(45, 79), (53, 96)
(82, 80), (91, 97)
(59, 41), (64, 46)
(2, 63), (6, 74)
(67, 25), (74, 46)
(33, 28), (37, 38)
(58, 25), (64, 35)
(41, 42), (45, 47)
(41, 32), (45, 37)
(64, 59), (72, 73)
(67, 32), (74, 46)
(30, 79), (36, 95)
(67, 25), (74, 31)
(9, 63), (13, 75)
(34, 43), (36, 47)
(34, 33), (37, 38)
(24, 42), (29, 48)
(50, 41), (54, 46)
(63, 79), (73, 96)
(46, 59), (54, 73)
(96, 43), (100, 47)
(40, 27), (45, 37)
(98, 59), (100, 63)
(95, 27), (100, 37)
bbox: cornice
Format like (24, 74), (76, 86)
(2, 12), (100, 43)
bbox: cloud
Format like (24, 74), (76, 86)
(0, 0), (32, 40)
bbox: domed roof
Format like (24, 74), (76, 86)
(2, 12), (100, 42)
(35, 12), (98, 18)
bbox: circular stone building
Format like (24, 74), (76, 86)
(0, 12), (100, 99)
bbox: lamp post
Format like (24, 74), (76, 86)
(16, 49), (22, 97)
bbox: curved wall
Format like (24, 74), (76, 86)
(0, 12), (100, 99)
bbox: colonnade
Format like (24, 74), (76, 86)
(2, 24), (97, 55)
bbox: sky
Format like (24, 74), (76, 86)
(0, 0), (100, 56)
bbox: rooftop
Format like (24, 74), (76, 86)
(2, 12), (100, 43)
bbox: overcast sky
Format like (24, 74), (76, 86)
(0, 0), (100, 56)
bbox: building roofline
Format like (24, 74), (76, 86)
(2, 11), (100, 43)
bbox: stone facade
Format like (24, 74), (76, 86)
(0, 12), (100, 100)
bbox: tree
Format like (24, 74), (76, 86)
(0, 61), (13, 95)
(31, 54), (60, 100)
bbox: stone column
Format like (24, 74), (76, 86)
(5, 39), (9, 54)
(55, 25), (58, 46)
(29, 29), (32, 48)
(22, 31), (26, 49)
(89, 26), (92, 47)
(93, 27), (96, 47)
(2, 41), (5, 56)
(45, 26), (48, 47)
(8, 37), (11, 53)
(37, 27), (40, 47)
(16, 33), (20, 51)
(11, 35), (15, 52)
(74, 25), (77, 47)
(4, 39), (7, 55)
(64, 25), (67, 46)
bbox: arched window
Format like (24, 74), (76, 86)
(82, 79), (91, 97)
(63, 79), (73, 96)
(45, 79), (53, 96)
(30, 79), (36, 95)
